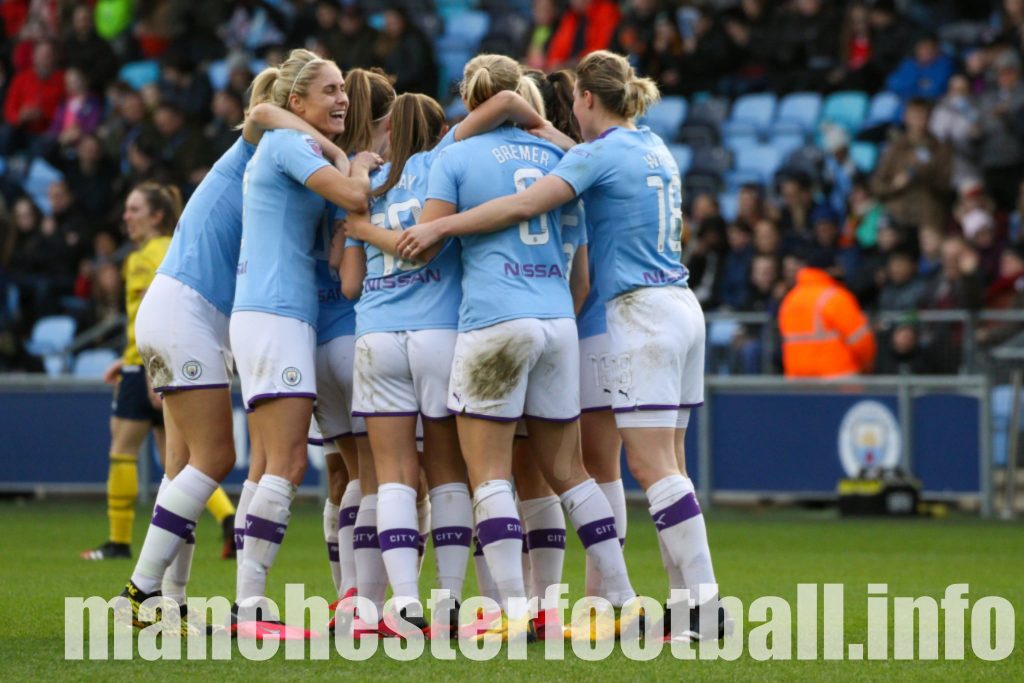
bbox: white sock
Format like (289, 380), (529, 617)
(417, 494), (430, 575)
(473, 480), (527, 619)
(429, 483), (472, 601)
(657, 533), (686, 598)
(130, 466), (217, 594)
(162, 531), (195, 605)
(353, 493), (387, 615)
(376, 483), (420, 608)
(234, 479), (258, 600)
(324, 500), (340, 596)
(587, 480), (628, 596)
(338, 479), (361, 597)
(237, 474), (295, 604)
(517, 498), (532, 600)
(561, 479), (635, 605)
(519, 495), (565, 603)
(647, 475), (717, 603)
(473, 536), (501, 604)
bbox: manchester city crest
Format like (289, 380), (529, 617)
(182, 361), (202, 381)
(282, 367), (302, 386)
(838, 400), (901, 476)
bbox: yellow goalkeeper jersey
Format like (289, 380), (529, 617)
(122, 235), (170, 365)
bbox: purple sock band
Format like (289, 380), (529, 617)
(473, 537), (484, 557)
(432, 526), (472, 548)
(476, 517), (523, 548)
(353, 526), (379, 550)
(378, 527), (420, 552)
(576, 517), (618, 548)
(527, 528), (567, 550)
(245, 514), (287, 544)
(151, 505), (197, 540)
(652, 492), (702, 531)
(339, 507), (359, 529)
(234, 529), (244, 550)
(327, 541), (339, 561)
(186, 532), (196, 545)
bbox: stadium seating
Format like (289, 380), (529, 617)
(851, 141), (880, 173)
(769, 131), (807, 159)
(118, 60), (160, 91)
(719, 190), (739, 221)
(22, 158), (64, 216)
(667, 144), (693, 174)
(641, 96), (687, 142)
(436, 10), (490, 51)
(821, 90), (869, 133)
(732, 143), (783, 186)
(773, 92), (822, 134)
(863, 91), (902, 128)
(437, 49), (473, 97)
(72, 348), (119, 379)
(722, 92), (776, 136)
(25, 315), (77, 376)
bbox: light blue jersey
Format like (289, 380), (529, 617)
(158, 136), (255, 316)
(560, 199), (587, 278)
(427, 126), (573, 332)
(315, 203), (357, 344)
(576, 216), (607, 339)
(234, 129), (331, 326)
(355, 142), (462, 338)
(550, 126), (687, 301)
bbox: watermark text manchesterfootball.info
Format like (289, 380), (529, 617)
(65, 583), (1014, 662)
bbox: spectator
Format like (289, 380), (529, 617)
(63, 5), (119, 92)
(821, 125), (857, 216)
(960, 207), (1002, 285)
(977, 241), (1024, 347)
(524, 0), (561, 70)
(689, 192), (721, 228)
(717, 222), (754, 310)
(736, 183), (765, 227)
(768, 0), (841, 91)
(221, 0), (288, 54)
(778, 250), (877, 377)
(546, 0), (620, 70)
(7, 195), (74, 322)
(333, 5), (377, 72)
(150, 100), (210, 186)
(775, 173), (818, 250)
(1010, 178), (1024, 243)
(875, 314), (944, 374)
(744, 253), (784, 313)
(878, 248), (928, 310)
(645, 13), (687, 95)
(929, 74), (982, 188)
(918, 223), (944, 280)
(44, 68), (103, 156)
(611, 0), (658, 75)
(866, 0), (915, 85)
(753, 218), (782, 257)
(47, 179), (90, 259)
(829, 1), (874, 90)
(973, 50), (1024, 211)
(676, 10), (739, 96)
(206, 89), (243, 159)
(850, 219), (905, 307)
(373, 8), (436, 95)
(158, 50), (213, 124)
(810, 206), (859, 282)
(841, 175), (885, 249)
(687, 215), (727, 308)
(63, 134), (116, 223)
(720, 0), (774, 92)
(2, 40), (63, 149)
(885, 34), (954, 101)
(871, 98), (952, 229)
(310, 0), (343, 62)
(927, 235), (983, 310)
(99, 86), (148, 176)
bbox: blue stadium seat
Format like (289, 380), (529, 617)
(73, 348), (119, 379)
(641, 96), (687, 142)
(207, 59), (229, 91)
(723, 122), (759, 150)
(821, 91), (869, 132)
(724, 132), (758, 161)
(773, 92), (822, 134)
(437, 49), (473, 96)
(722, 92), (776, 136)
(437, 10), (490, 51)
(118, 61), (160, 91)
(445, 98), (468, 120)
(719, 191), (739, 222)
(770, 131), (806, 159)
(863, 91), (902, 128)
(850, 141), (879, 173)
(733, 143), (782, 184)
(25, 315), (76, 376)
(436, 0), (475, 21)
(667, 144), (693, 174)
(22, 158), (63, 216)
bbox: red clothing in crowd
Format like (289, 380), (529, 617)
(4, 67), (65, 134)
(546, 0), (620, 69)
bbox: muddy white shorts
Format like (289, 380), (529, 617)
(229, 310), (316, 410)
(314, 335), (365, 440)
(135, 274), (233, 392)
(578, 332), (615, 412)
(605, 287), (704, 429)
(352, 328), (457, 420)
(448, 317), (579, 422)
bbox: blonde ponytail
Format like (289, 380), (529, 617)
(460, 54), (521, 111)
(577, 50), (661, 121)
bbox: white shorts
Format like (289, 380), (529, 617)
(315, 335), (366, 440)
(229, 311), (316, 411)
(579, 332), (614, 412)
(605, 287), (705, 429)
(352, 328), (457, 420)
(135, 274), (233, 392)
(448, 317), (580, 422)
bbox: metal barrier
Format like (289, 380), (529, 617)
(699, 375), (994, 517)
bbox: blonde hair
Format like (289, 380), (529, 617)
(374, 94), (446, 199)
(245, 48), (336, 116)
(576, 50), (660, 120)
(516, 74), (546, 120)
(340, 67), (396, 154)
(460, 54), (521, 111)
(132, 181), (183, 236)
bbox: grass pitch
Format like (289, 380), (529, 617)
(0, 499), (1021, 681)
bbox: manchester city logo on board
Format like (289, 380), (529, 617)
(282, 367), (302, 386)
(182, 361), (202, 381)
(838, 400), (901, 476)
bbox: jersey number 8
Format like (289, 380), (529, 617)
(514, 168), (549, 245)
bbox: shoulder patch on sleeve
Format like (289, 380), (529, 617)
(304, 136), (323, 157)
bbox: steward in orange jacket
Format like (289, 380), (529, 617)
(778, 265), (877, 378)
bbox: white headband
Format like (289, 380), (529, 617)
(289, 58), (322, 100)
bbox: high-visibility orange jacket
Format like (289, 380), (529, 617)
(778, 268), (877, 378)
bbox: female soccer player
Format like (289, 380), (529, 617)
(397, 54), (635, 641)
(228, 49), (380, 630)
(81, 182), (180, 562)
(342, 85), (557, 638)
(113, 64), (352, 631)
(398, 50), (725, 641)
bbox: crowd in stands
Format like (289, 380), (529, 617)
(0, 0), (1022, 375)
